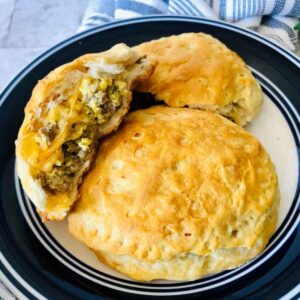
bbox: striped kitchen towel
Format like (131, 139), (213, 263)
(78, 0), (300, 51)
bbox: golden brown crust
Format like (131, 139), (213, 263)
(68, 106), (279, 280)
(134, 33), (263, 126)
(15, 44), (155, 221)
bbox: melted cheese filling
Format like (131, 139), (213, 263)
(36, 76), (128, 194)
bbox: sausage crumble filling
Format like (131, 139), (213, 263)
(37, 77), (128, 193)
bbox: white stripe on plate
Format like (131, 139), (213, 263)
(280, 283), (300, 300)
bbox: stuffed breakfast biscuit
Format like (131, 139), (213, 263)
(135, 33), (263, 126)
(15, 44), (154, 221)
(69, 106), (279, 281)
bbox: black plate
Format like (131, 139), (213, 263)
(0, 16), (299, 299)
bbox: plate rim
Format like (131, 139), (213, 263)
(0, 15), (299, 299)
(0, 15), (299, 100)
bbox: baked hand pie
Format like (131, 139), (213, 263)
(68, 106), (279, 281)
(15, 44), (154, 221)
(135, 33), (263, 126)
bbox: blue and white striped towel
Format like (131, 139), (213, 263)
(79, 0), (300, 51)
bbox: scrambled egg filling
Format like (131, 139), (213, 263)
(38, 77), (128, 193)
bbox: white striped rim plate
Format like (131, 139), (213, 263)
(0, 16), (299, 298)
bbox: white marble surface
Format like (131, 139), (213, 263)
(0, 0), (87, 90)
(0, 0), (15, 43)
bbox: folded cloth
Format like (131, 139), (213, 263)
(0, 276), (16, 300)
(78, 0), (300, 51)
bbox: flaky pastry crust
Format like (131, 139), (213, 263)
(69, 106), (279, 281)
(16, 44), (154, 221)
(135, 33), (263, 126)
